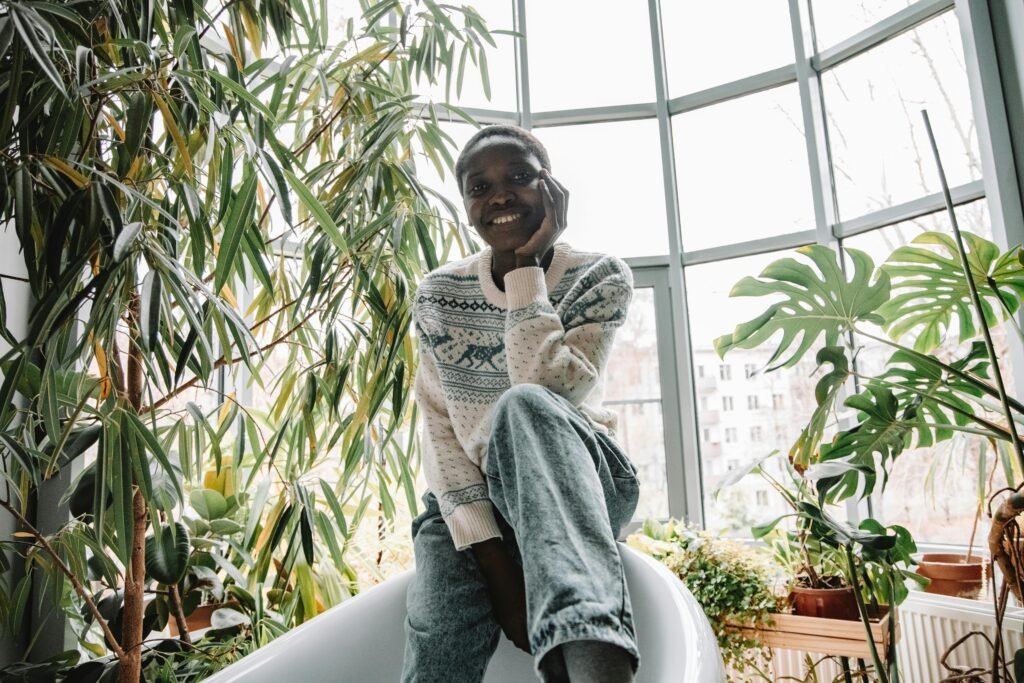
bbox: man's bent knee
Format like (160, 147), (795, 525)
(493, 383), (553, 419)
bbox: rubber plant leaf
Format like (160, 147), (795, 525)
(879, 231), (1024, 352)
(714, 245), (890, 370)
(145, 521), (190, 585)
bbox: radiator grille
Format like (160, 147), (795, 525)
(758, 595), (1024, 682)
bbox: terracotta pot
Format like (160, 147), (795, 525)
(169, 600), (240, 636)
(790, 582), (860, 621)
(915, 553), (986, 600)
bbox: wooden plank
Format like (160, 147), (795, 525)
(728, 612), (898, 661)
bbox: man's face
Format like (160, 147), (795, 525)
(460, 137), (547, 253)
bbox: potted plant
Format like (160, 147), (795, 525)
(732, 458), (861, 621)
(913, 442), (993, 599)
(716, 454), (919, 681)
(0, 0), (497, 679)
(627, 518), (783, 678)
(712, 114), (1024, 677)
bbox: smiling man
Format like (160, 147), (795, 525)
(400, 125), (641, 683)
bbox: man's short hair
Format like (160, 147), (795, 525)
(454, 125), (552, 194)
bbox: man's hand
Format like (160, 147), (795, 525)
(514, 169), (568, 269)
(472, 538), (530, 653)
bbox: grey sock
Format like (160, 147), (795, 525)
(538, 646), (570, 683)
(562, 640), (635, 683)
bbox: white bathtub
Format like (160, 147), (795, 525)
(203, 543), (724, 682)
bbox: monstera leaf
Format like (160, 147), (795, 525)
(791, 346), (852, 467)
(879, 231), (1024, 352)
(814, 386), (918, 501)
(715, 245), (890, 370)
(873, 342), (998, 442)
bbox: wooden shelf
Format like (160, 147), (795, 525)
(730, 611), (898, 660)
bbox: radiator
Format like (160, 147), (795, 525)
(765, 593), (1024, 682)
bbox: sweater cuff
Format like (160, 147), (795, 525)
(447, 500), (503, 551)
(504, 267), (547, 310)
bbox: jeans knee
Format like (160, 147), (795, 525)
(494, 383), (551, 420)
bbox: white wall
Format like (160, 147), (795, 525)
(0, 222), (30, 666)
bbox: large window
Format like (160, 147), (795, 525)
(259, 1), (1021, 541)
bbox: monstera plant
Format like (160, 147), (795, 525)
(0, 0), (496, 680)
(714, 130), (1024, 679)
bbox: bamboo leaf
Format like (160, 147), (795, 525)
(152, 91), (194, 177)
(113, 222), (142, 262)
(140, 269), (162, 351)
(284, 169), (348, 253)
(119, 91), (154, 178)
(208, 71), (275, 121)
(215, 169), (258, 291)
(8, 4), (66, 95)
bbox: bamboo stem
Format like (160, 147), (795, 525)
(119, 291), (147, 683)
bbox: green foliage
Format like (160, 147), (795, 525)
(879, 231), (1024, 352)
(0, 0), (497, 676)
(790, 346), (851, 467)
(145, 521), (190, 585)
(715, 231), (1024, 505)
(715, 227), (1024, 680)
(714, 245), (890, 370)
(628, 519), (782, 678)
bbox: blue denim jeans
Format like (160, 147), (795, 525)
(401, 384), (641, 682)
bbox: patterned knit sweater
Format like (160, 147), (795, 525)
(413, 242), (633, 550)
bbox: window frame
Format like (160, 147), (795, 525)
(264, 0), (1024, 537)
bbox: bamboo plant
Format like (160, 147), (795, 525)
(0, 0), (497, 680)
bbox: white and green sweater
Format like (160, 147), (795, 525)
(413, 242), (633, 550)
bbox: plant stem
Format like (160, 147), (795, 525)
(146, 306), (321, 412)
(921, 109), (1024, 473)
(0, 499), (125, 658)
(843, 545), (890, 683)
(168, 584), (191, 645)
(119, 292), (147, 683)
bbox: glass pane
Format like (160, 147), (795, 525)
(662, 1), (794, 95)
(811, 0), (913, 51)
(538, 120), (669, 258)
(526, 1), (656, 111)
(604, 288), (669, 521)
(417, 0), (518, 110)
(823, 12), (980, 221)
(673, 84), (813, 251)
(686, 252), (822, 533)
(842, 201), (1015, 546)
